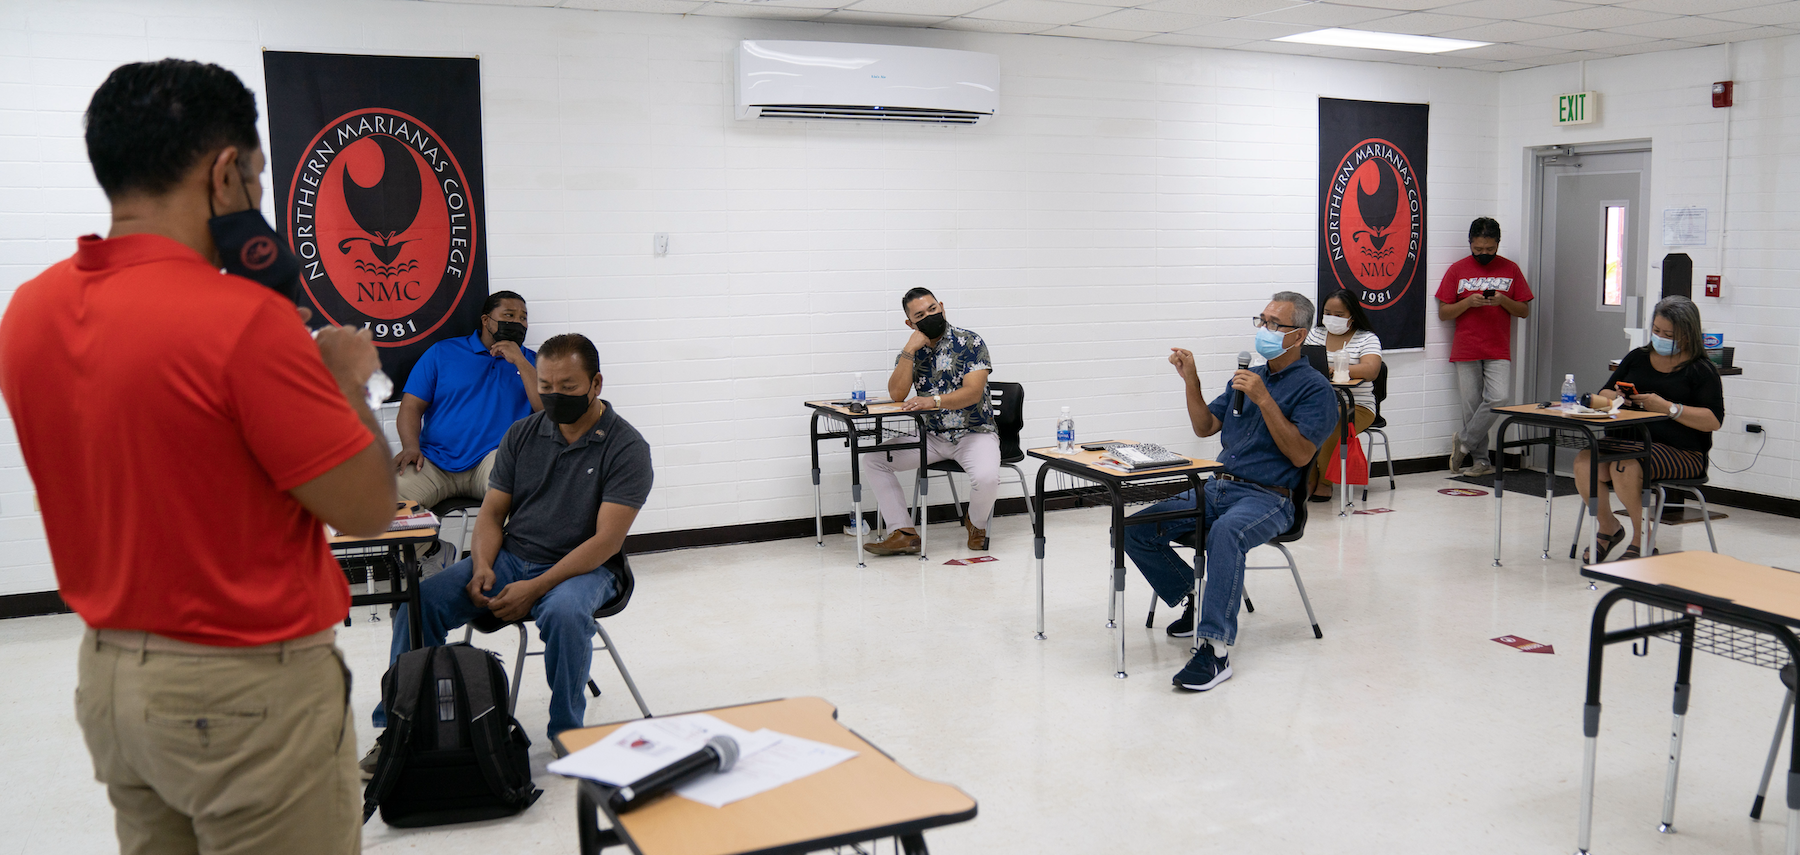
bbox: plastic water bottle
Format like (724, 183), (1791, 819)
(1056, 407), (1075, 453)
(1561, 374), (1578, 410)
(851, 372), (867, 406)
(312, 327), (393, 410)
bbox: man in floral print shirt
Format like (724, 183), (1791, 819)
(864, 288), (1000, 555)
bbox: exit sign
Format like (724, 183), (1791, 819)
(1557, 91), (1597, 125)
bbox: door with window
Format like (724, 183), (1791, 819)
(1527, 148), (1650, 412)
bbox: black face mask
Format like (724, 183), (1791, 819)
(914, 311), (949, 340)
(491, 320), (527, 345)
(1472, 253), (1496, 266)
(541, 388), (593, 425)
(210, 179), (303, 303)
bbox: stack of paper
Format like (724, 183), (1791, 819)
(548, 713), (858, 809)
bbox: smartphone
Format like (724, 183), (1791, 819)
(1482, 289), (1497, 299)
(1080, 442), (1113, 452)
(1614, 381), (1638, 397)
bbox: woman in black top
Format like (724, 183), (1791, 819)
(1574, 296), (1725, 561)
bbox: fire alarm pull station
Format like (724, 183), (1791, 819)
(1713, 81), (1733, 108)
(1705, 275), (1721, 298)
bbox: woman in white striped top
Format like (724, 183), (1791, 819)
(1303, 289), (1383, 500)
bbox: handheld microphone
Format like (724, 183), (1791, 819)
(1230, 351), (1251, 416)
(607, 735), (739, 813)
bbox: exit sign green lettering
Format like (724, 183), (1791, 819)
(1557, 91), (1597, 125)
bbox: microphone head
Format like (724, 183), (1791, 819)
(1237, 350), (1253, 368)
(707, 735), (740, 772)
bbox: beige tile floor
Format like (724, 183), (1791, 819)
(4, 471), (1798, 853)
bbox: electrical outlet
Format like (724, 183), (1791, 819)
(1746, 423), (1764, 434)
(653, 233), (669, 256)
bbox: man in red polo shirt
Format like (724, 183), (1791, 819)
(0, 60), (394, 853)
(1435, 216), (1533, 477)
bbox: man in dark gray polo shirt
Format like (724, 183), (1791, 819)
(371, 333), (651, 747)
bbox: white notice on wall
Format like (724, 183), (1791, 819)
(1662, 207), (1707, 247)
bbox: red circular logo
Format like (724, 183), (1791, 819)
(284, 108), (475, 347)
(1325, 138), (1423, 311)
(239, 235), (278, 271)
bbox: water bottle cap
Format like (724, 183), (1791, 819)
(1060, 406), (1070, 413)
(1565, 374), (1574, 381)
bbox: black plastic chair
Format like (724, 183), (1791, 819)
(910, 381), (1034, 527)
(1146, 474), (1323, 640)
(1752, 663), (1797, 820)
(1566, 458), (1717, 559)
(1360, 361), (1395, 501)
(462, 552), (652, 721)
(431, 496), (484, 560)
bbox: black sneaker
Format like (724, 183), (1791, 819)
(1173, 642), (1232, 691)
(1165, 595), (1196, 638)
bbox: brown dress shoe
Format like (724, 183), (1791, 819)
(964, 517), (989, 551)
(862, 529), (921, 556)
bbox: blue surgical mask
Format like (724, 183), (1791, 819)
(1254, 327), (1292, 360)
(1650, 333), (1676, 356)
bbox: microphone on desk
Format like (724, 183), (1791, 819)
(1230, 351), (1251, 416)
(607, 735), (740, 813)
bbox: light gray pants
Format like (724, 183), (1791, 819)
(1455, 359), (1510, 457)
(866, 431), (1002, 532)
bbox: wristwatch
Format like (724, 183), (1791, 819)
(933, 394), (943, 408)
(1670, 403), (1684, 420)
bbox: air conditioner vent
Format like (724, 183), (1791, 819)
(737, 41), (998, 126)
(751, 105), (986, 124)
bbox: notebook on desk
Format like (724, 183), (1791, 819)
(1099, 442), (1189, 471)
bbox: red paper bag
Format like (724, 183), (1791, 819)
(1322, 421), (1370, 486)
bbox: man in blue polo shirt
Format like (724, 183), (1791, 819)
(393, 291), (542, 509)
(1126, 292), (1336, 692)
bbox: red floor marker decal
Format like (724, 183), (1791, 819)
(1439, 487), (1488, 497)
(944, 556), (999, 566)
(1352, 508), (1395, 515)
(1492, 635), (1555, 654)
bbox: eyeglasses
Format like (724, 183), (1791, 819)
(1251, 316), (1304, 331)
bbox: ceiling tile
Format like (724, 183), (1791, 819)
(1078, 8), (1227, 31)
(701, 0), (848, 9)
(557, 0), (707, 11)
(1682, 23), (1800, 41)
(1248, 2), (1404, 26)
(690, 3), (833, 18)
(1610, 14), (1759, 37)
(845, 0), (996, 14)
(1037, 23), (1161, 39)
(1174, 17), (1315, 38)
(1428, 0), (1589, 19)
(1521, 29), (1661, 48)
(1352, 11), (1492, 34)
(1437, 19), (1580, 41)
(1522, 6), (1676, 28)
(1338, 0), (1475, 10)
(1448, 41), (1567, 59)
(1136, 31), (1257, 47)
(813, 10), (953, 25)
(1468, 59), (1537, 71)
(1617, 0), (1779, 12)
(1135, 0), (1309, 15)
(1706, 1), (1800, 25)
(962, 0), (1121, 25)
(930, 16), (1060, 32)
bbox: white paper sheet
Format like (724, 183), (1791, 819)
(547, 713), (763, 787)
(674, 729), (858, 809)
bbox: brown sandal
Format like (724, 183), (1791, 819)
(1582, 528), (1627, 564)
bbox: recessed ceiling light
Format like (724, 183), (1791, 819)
(1274, 28), (1490, 54)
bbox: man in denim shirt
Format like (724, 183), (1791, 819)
(1126, 292), (1336, 691)
(864, 288), (1000, 554)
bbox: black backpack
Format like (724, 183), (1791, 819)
(363, 643), (542, 827)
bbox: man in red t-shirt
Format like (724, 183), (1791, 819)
(1435, 217), (1533, 476)
(0, 61), (394, 853)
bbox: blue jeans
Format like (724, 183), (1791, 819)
(1124, 477), (1293, 647)
(373, 548), (617, 738)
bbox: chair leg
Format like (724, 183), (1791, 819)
(508, 624), (527, 721)
(1569, 494), (1587, 560)
(461, 625), (474, 644)
(1690, 487), (1718, 553)
(1753, 689), (1796, 820)
(946, 474), (964, 522)
(1275, 543), (1323, 639)
(1380, 430), (1395, 491)
(595, 621), (652, 718)
(1145, 590), (1158, 628)
(1004, 464), (1034, 519)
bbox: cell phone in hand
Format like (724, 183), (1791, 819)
(1613, 381), (1638, 397)
(1482, 289), (1497, 299)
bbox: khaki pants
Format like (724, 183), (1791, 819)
(76, 629), (360, 855)
(396, 449), (498, 509)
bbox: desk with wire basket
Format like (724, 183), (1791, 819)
(1576, 552), (1800, 855)
(1490, 404), (1668, 570)
(1026, 442), (1220, 678)
(805, 401), (933, 568)
(329, 501), (437, 649)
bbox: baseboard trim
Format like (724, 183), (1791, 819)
(9, 457), (1793, 619)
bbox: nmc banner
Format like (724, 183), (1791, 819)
(265, 51), (488, 394)
(1317, 97), (1429, 351)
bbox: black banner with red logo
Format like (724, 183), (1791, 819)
(265, 51), (487, 396)
(1318, 98), (1428, 351)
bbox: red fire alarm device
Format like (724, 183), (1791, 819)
(1705, 275), (1721, 298)
(1713, 81), (1733, 108)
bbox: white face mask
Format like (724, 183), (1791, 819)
(1322, 315), (1351, 335)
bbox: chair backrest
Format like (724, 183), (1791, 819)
(1371, 360), (1389, 414)
(595, 552), (635, 619)
(987, 381), (1026, 464)
(1301, 344), (1329, 376)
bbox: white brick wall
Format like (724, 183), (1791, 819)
(33, 0), (1773, 597)
(1497, 36), (1800, 503)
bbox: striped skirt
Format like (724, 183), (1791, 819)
(1598, 440), (1707, 481)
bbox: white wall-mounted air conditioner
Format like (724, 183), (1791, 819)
(736, 40), (999, 125)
